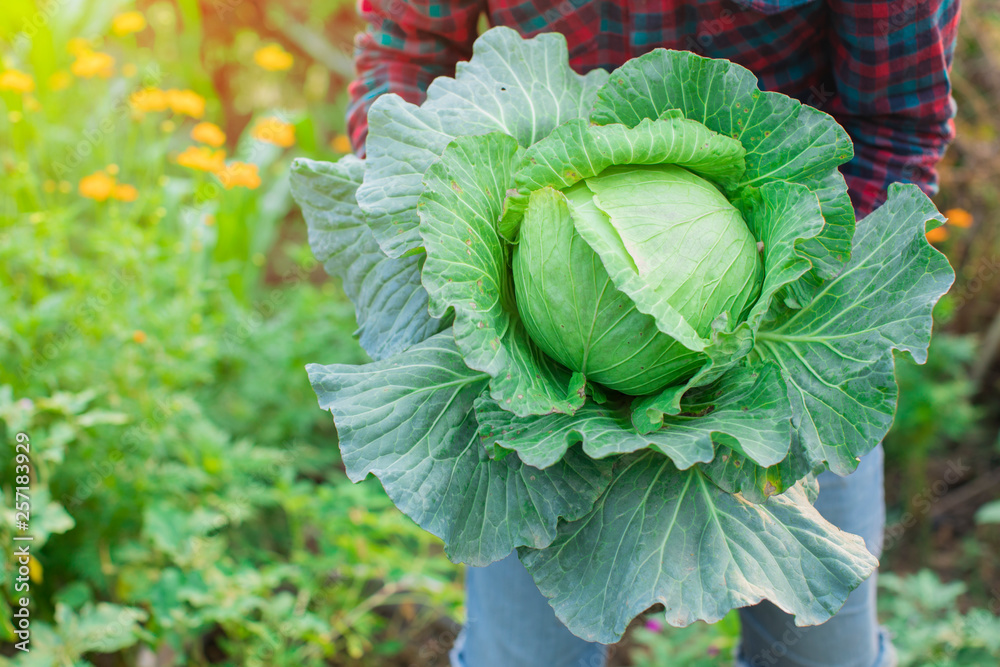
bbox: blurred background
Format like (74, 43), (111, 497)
(0, 1), (997, 665)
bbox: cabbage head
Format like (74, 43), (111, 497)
(513, 164), (763, 394)
(291, 27), (955, 644)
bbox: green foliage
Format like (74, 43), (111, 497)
(886, 332), (981, 460)
(0, 2), (461, 665)
(627, 611), (740, 667)
(880, 570), (1000, 666)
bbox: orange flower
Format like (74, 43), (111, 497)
(925, 226), (949, 244)
(0, 69), (35, 94)
(253, 43), (294, 71)
(191, 121), (226, 147)
(944, 207), (973, 229)
(132, 330), (147, 343)
(71, 50), (115, 78)
(176, 146), (226, 173)
(112, 184), (139, 202)
(251, 117), (295, 147)
(79, 171), (116, 201)
(129, 87), (169, 112)
(218, 161), (261, 190)
(48, 70), (72, 91)
(166, 88), (205, 118)
(330, 134), (352, 154)
(111, 11), (146, 36)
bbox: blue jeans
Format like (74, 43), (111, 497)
(449, 445), (896, 667)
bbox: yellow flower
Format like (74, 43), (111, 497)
(191, 121), (226, 147)
(925, 226), (949, 244)
(176, 145), (226, 173)
(160, 119), (176, 133)
(79, 171), (116, 201)
(129, 87), (169, 112)
(218, 161), (261, 190)
(67, 38), (91, 56)
(71, 50), (115, 78)
(112, 183), (139, 202)
(166, 88), (205, 118)
(253, 43), (294, 71)
(111, 11), (146, 37)
(331, 134), (352, 154)
(48, 70), (72, 91)
(106, 163), (119, 176)
(132, 330), (147, 343)
(944, 207), (973, 229)
(43, 180), (57, 193)
(251, 117), (295, 147)
(0, 69), (35, 94)
(23, 95), (42, 112)
(122, 63), (138, 78)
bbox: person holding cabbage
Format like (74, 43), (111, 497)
(338, 1), (960, 666)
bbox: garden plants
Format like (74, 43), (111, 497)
(291, 27), (956, 643)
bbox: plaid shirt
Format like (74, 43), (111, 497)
(346, 0), (960, 216)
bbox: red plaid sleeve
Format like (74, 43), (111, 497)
(346, 0), (486, 155)
(825, 0), (961, 217)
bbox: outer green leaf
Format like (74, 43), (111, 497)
(357, 27), (607, 258)
(422, 26), (608, 148)
(307, 332), (612, 566)
(476, 362), (790, 470)
(290, 156), (445, 360)
(519, 452), (878, 644)
(513, 114), (746, 196)
(418, 132), (586, 416)
(739, 182), (827, 330)
(474, 395), (714, 471)
(755, 184), (955, 474)
(700, 433), (819, 504)
(592, 49), (855, 282)
(355, 96), (455, 258)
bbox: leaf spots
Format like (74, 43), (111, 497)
(451, 180), (463, 193)
(478, 321), (486, 329)
(762, 480), (777, 497)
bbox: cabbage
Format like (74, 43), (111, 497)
(291, 27), (955, 643)
(513, 164), (763, 394)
